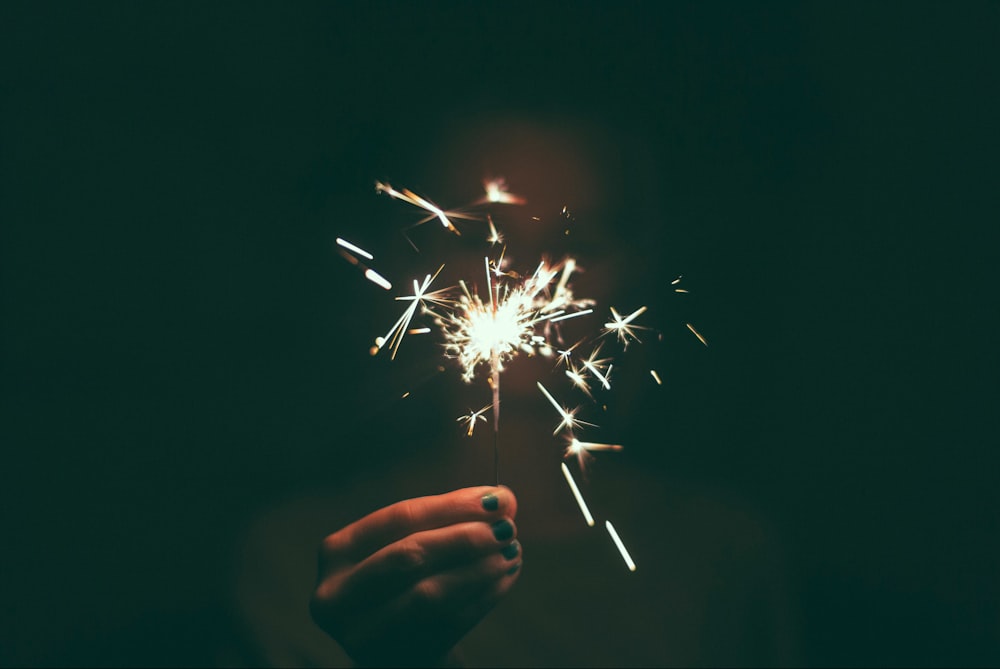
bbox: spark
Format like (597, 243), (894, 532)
(603, 305), (648, 347)
(561, 462), (594, 527)
(375, 265), (451, 359)
(549, 308), (593, 323)
(686, 322), (708, 346)
(605, 520), (637, 572)
(336, 237), (374, 260)
(434, 258), (592, 385)
(581, 346), (613, 390)
(364, 269), (392, 290)
(555, 339), (585, 367)
(340, 179), (703, 577)
(486, 214), (503, 246)
(537, 382), (597, 435)
(375, 180), (478, 235)
(336, 237), (392, 290)
(564, 436), (623, 473)
(482, 178), (526, 205)
(457, 404), (492, 437)
(565, 362), (594, 400)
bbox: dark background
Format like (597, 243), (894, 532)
(2, 2), (998, 666)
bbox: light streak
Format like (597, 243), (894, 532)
(686, 322), (708, 346)
(605, 520), (636, 571)
(364, 269), (392, 290)
(336, 237), (374, 260)
(337, 237), (392, 290)
(375, 180), (479, 235)
(564, 436), (623, 472)
(486, 214), (503, 246)
(561, 462), (594, 527)
(549, 308), (593, 323)
(650, 369), (662, 385)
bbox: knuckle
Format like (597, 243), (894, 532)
(389, 538), (427, 573)
(388, 498), (421, 531)
(413, 577), (443, 605)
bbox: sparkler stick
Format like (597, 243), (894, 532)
(486, 256), (502, 485)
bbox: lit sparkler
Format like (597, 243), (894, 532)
(337, 177), (701, 574)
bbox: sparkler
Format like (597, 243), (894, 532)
(336, 177), (705, 574)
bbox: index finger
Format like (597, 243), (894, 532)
(323, 485), (517, 563)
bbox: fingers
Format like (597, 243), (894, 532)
(323, 485), (518, 565)
(326, 546), (523, 666)
(329, 519), (520, 613)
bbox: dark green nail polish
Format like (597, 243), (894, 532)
(481, 493), (499, 511)
(506, 563), (521, 576)
(501, 540), (520, 560)
(491, 519), (514, 542)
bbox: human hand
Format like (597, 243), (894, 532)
(309, 486), (522, 667)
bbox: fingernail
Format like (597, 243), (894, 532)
(506, 563), (521, 576)
(491, 519), (514, 542)
(481, 493), (499, 511)
(501, 540), (520, 560)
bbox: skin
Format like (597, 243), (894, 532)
(310, 486), (522, 667)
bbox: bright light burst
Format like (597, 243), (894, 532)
(337, 177), (706, 574)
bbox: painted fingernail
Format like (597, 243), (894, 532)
(506, 563), (521, 576)
(501, 540), (520, 560)
(491, 519), (514, 542)
(481, 493), (499, 511)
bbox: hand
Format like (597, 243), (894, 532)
(309, 486), (522, 667)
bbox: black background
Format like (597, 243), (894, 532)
(2, 2), (998, 666)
